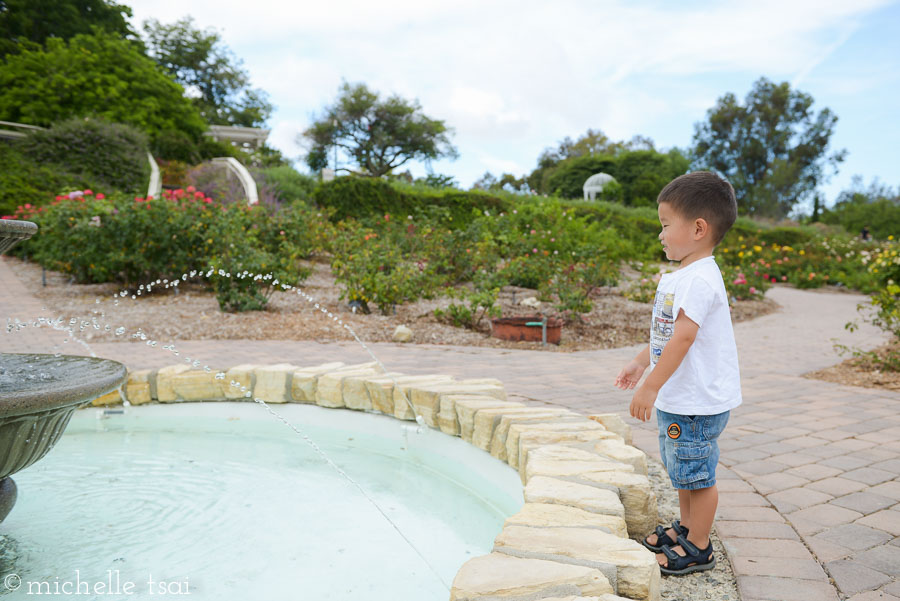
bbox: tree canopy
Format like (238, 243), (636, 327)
(527, 129), (655, 194)
(0, 0), (136, 57)
(0, 33), (207, 138)
(142, 16), (272, 128)
(541, 149), (689, 206)
(691, 77), (846, 219)
(301, 82), (458, 177)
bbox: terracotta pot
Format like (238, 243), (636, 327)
(490, 316), (562, 345)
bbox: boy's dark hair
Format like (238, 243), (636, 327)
(657, 171), (737, 247)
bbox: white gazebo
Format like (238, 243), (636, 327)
(583, 172), (616, 201)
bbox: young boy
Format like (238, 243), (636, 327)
(614, 171), (742, 576)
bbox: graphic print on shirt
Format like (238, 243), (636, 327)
(650, 290), (675, 366)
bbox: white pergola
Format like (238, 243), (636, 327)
(583, 172), (616, 201)
(203, 125), (270, 150)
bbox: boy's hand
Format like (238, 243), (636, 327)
(629, 385), (657, 422)
(615, 360), (646, 390)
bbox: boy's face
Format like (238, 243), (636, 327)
(658, 202), (707, 262)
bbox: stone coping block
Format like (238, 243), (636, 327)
(450, 552), (615, 600)
(520, 444), (634, 483)
(504, 503), (628, 539)
(224, 364), (257, 400)
(594, 439), (648, 476)
(525, 476), (625, 519)
(506, 420), (621, 469)
(494, 525), (660, 601)
(455, 399), (526, 442)
(489, 411), (582, 461)
(254, 364), (300, 403)
(517, 430), (623, 475)
(170, 368), (228, 402)
(473, 407), (573, 452)
(316, 365), (381, 408)
(538, 596), (633, 601)
(156, 364), (191, 402)
(290, 362), (346, 402)
(85, 362), (659, 601)
(342, 372), (402, 411)
(437, 394), (505, 436)
(410, 381), (507, 428)
(589, 414), (632, 445)
(364, 374), (454, 416)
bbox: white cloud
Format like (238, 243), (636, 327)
(126, 0), (896, 186)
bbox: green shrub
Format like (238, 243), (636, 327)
(254, 166), (317, 203)
(18, 117), (150, 194)
(0, 141), (87, 217)
(312, 176), (511, 225)
(11, 188), (320, 311)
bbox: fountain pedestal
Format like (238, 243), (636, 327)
(0, 219), (128, 523)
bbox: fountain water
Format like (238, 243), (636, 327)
(0, 219), (127, 523)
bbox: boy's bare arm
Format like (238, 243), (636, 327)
(629, 309), (700, 421)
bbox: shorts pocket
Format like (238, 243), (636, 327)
(674, 441), (712, 485)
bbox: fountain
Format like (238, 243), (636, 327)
(0, 219), (127, 522)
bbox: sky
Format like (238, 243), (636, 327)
(126, 0), (900, 212)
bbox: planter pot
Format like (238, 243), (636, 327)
(490, 316), (562, 345)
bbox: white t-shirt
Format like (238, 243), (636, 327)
(648, 255), (742, 415)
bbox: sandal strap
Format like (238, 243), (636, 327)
(661, 544), (680, 560)
(672, 520), (689, 535)
(676, 534), (711, 558)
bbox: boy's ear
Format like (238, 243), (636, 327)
(693, 217), (710, 240)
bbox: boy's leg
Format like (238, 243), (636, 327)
(646, 488), (692, 546)
(656, 484), (717, 566)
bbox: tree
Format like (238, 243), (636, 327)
(820, 176), (900, 240)
(142, 17), (273, 128)
(692, 77), (846, 219)
(542, 149), (689, 205)
(527, 128), (655, 194)
(0, 0), (136, 57)
(0, 33), (207, 139)
(301, 82), (458, 177)
(472, 171), (529, 194)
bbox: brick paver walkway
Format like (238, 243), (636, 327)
(3, 255), (900, 600)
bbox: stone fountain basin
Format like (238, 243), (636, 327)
(0, 353), (127, 479)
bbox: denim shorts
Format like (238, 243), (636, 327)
(657, 408), (730, 490)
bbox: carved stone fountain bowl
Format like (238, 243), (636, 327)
(0, 354), (127, 479)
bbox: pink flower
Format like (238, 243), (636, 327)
(754, 270), (759, 276)
(532, 248), (538, 253)
(96, 193), (105, 200)
(83, 189), (93, 195)
(781, 275), (787, 281)
(186, 185), (196, 193)
(771, 277), (777, 283)
(24, 203), (31, 209)
(530, 229), (536, 234)
(279, 230), (285, 235)
(749, 286), (757, 294)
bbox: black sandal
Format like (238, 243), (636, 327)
(659, 534), (716, 576)
(642, 519), (689, 553)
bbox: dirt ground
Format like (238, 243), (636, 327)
(9, 256), (779, 352)
(804, 341), (900, 392)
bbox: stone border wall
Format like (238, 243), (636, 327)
(92, 362), (661, 601)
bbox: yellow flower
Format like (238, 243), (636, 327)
(738, 251), (744, 258)
(799, 250), (805, 255)
(753, 245), (762, 252)
(723, 248), (729, 253)
(890, 235), (895, 240)
(783, 245), (793, 252)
